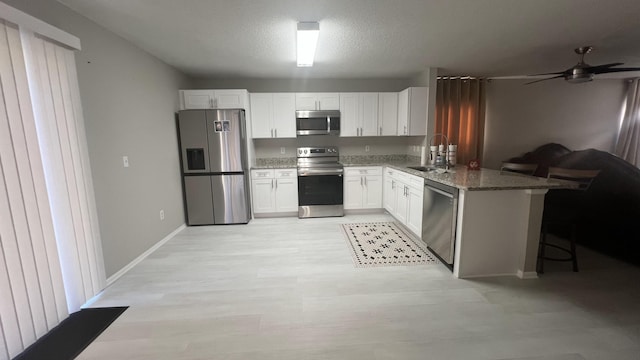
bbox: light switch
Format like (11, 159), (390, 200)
(123, 156), (129, 167)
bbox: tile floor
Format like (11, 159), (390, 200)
(80, 214), (640, 360)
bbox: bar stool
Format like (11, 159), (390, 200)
(537, 167), (600, 273)
(500, 162), (538, 176)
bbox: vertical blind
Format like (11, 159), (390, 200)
(0, 13), (105, 360)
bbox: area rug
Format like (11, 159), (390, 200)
(14, 306), (128, 360)
(341, 222), (439, 267)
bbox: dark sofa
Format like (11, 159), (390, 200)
(507, 143), (640, 266)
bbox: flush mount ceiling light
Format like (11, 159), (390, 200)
(297, 22), (319, 67)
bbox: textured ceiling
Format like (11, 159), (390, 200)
(57, 0), (640, 79)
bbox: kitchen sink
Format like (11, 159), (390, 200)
(407, 166), (435, 172)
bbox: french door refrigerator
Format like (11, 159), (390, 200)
(177, 109), (250, 225)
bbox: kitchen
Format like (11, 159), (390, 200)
(3, 1), (640, 359)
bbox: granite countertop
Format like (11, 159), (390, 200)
(342, 161), (574, 191)
(253, 156), (572, 191)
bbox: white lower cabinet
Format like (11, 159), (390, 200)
(251, 169), (298, 214)
(383, 167), (424, 237)
(344, 167), (383, 209)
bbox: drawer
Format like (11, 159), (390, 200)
(251, 169), (274, 179)
(408, 174), (424, 190)
(345, 166), (382, 176)
(275, 169), (296, 178)
(393, 170), (410, 183)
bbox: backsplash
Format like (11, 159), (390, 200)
(255, 157), (296, 167)
(339, 154), (419, 164)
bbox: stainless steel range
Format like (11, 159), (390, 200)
(297, 146), (344, 218)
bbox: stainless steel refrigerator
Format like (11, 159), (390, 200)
(177, 109), (250, 225)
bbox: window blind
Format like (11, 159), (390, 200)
(0, 10), (106, 359)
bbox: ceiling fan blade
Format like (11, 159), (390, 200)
(592, 67), (640, 74)
(524, 75), (565, 85)
(586, 63), (624, 73)
(527, 70), (567, 76)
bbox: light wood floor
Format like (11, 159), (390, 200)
(81, 214), (640, 360)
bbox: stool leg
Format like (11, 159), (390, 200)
(538, 222), (547, 274)
(570, 223), (579, 272)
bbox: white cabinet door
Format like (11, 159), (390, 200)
(181, 90), (215, 109)
(383, 175), (396, 213)
(395, 184), (409, 224)
(251, 178), (275, 213)
(363, 175), (382, 208)
(406, 187), (423, 236)
(250, 93), (273, 139)
(340, 93), (359, 137)
(397, 89), (409, 135)
(317, 93), (340, 110)
(215, 90), (246, 109)
(295, 93), (318, 110)
(272, 93), (296, 138)
(275, 177), (298, 212)
(379, 92), (398, 136)
(360, 93), (379, 136)
(296, 93), (340, 110)
(343, 176), (364, 209)
(397, 87), (427, 136)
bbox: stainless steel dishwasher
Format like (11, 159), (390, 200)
(422, 179), (459, 268)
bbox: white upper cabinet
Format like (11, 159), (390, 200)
(379, 92), (398, 136)
(180, 89), (248, 109)
(397, 87), (427, 136)
(250, 93), (295, 139)
(295, 93), (340, 110)
(340, 93), (379, 137)
(339, 93), (359, 137)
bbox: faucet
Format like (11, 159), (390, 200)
(429, 133), (451, 169)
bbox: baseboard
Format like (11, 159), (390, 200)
(106, 224), (186, 286)
(516, 270), (539, 279)
(458, 272), (519, 279)
(344, 209), (385, 215)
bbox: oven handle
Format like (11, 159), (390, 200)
(297, 169), (344, 176)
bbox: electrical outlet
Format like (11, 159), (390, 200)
(365, 145), (370, 152)
(122, 156), (129, 168)
(280, 147), (286, 154)
(159, 210), (165, 220)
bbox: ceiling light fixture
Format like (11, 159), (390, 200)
(297, 22), (319, 67)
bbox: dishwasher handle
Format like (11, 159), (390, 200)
(425, 185), (455, 198)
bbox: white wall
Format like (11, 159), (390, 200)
(483, 79), (626, 169)
(3, 0), (190, 277)
(191, 77), (412, 92)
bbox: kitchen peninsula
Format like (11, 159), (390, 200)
(253, 153), (571, 279)
(392, 165), (571, 279)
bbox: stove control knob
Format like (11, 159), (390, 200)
(304, 150), (308, 154)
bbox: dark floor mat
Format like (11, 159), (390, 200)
(14, 306), (128, 360)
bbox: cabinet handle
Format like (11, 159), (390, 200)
(404, 125), (407, 135)
(271, 179), (274, 189)
(379, 127), (382, 136)
(274, 128), (277, 138)
(360, 177), (363, 186)
(391, 180), (395, 189)
(364, 177), (367, 186)
(275, 179), (278, 189)
(270, 129), (273, 138)
(210, 98), (214, 108)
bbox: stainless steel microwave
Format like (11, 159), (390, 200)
(296, 110), (340, 136)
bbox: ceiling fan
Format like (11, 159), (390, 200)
(526, 46), (640, 84)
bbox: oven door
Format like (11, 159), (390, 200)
(297, 170), (344, 218)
